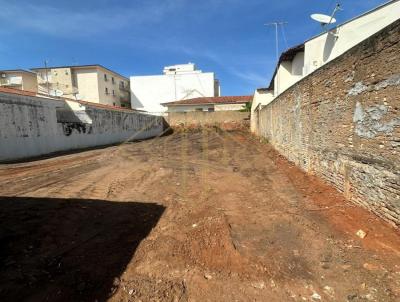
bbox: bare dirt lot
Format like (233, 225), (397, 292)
(1, 128), (400, 302)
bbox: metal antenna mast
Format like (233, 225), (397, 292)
(327, 3), (342, 31)
(44, 60), (50, 95)
(264, 21), (288, 63)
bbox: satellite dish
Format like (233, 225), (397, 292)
(75, 94), (83, 100)
(49, 89), (64, 97)
(311, 14), (337, 25)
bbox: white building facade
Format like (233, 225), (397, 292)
(130, 63), (220, 114)
(31, 65), (130, 108)
(272, 0), (400, 97)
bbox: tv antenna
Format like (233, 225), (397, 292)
(44, 60), (50, 95)
(311, 3), (342, 31)
(264, 21), (288, 63)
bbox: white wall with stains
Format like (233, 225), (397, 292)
(0, 92), (163, 162)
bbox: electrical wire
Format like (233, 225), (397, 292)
(280, 24), (289, 50)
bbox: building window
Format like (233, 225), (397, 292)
(104, 74), (108, 81)
(112, 77), (115, 84)
(105, 87), (109, 94)
(120, 81), (124, 88)
(195, 108), (203, 111)
(208, 108), (215, 112)
(112, 90), (115, 96)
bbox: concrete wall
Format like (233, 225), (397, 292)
(0, 91), (163, 162)
(167, 104), (214, 113)
(130, 72), (217, 114)
(215, 103), (245, 111)
(254, 20), (400, 227)
(167, 111), (249, 128)
(167, 103), (247, 113)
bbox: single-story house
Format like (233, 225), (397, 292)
(162, 96), (252, 112)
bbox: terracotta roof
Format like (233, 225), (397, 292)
(163, 96), (252, 106)
(0, 87), (38, 97)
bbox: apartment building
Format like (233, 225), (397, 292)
(31, 65), (130, 107)
(0, 70), (38, 93)
(130, 63), (220, 114)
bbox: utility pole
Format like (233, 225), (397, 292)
(264, 21), (288, 63)
(44, 60), (50, 95)
(174, 71), (177, 101)
(264, 21), (288, 96)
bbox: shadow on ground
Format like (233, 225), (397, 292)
(0, 196), (165, 302)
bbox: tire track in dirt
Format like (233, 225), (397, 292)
(1, 129), (400, 302)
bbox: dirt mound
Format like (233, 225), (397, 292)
(116, 276), (188, 302)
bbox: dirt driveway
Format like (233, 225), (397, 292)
(0, 128), (399, 302)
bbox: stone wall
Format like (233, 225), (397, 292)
(167, 111), (249, 128)
(255, 20), (400, 227)
(0, 92), (163, 162)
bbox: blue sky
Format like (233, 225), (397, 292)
(0, 0), (389, 96)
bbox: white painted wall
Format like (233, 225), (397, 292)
(130, 72), (217, 114)
(274, 61), (295, 96)
(75, 69), (100, 102)
(215, 103), (245, 111)
(304, 0), (400, 75)
(163, 63), (197, 74)
(0, 91), (163, 162)
(292, 52), (305, 76)
(166, 103), (246, 113)
(250, 89), (274, 133)
(167, 104), (214, 112)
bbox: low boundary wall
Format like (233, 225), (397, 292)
(167, 111), (249, 128)
(254, 21), (400, 227)
(0, 92), (163, 162)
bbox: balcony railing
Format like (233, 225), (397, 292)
(119, 83), (130, 91)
